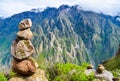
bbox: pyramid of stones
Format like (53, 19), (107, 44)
(11, 19), (37, 75)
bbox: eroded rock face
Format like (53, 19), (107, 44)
(17, 28), (33, 40)
(11, 40), (35, 60)
(19, 18), (32, 30)
(12, 58), (36, 75)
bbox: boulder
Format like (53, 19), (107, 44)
(85, 69), (95, 76)
(9, 69), (48, 81)
(84, 64), (95, 76)
(11, 40), (35, 60)
(12, 58), (36, 75)
(95, 70), (113, 81)
(26, 69), (48, 81)
(19, 18), (32, 30)
(96, 64), (105, 74)
(9, 76), (25, 81)
(95, 64), (113, 81)
(17, 28), (33, 40)
(87, 64), (94, 69)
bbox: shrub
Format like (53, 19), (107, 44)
(7, 70), (16, 79)
(0, 73), (7, 81)
(112, 69), (120, 78)
(47, 63), (96, 81)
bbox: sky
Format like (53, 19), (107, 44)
(0, 0), (120, 17)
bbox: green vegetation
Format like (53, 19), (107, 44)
(47, 63), (96, 81)
(8, 70), (16, 78)
(112, 69), (120, 78)
(1, 62), (120, 80)
(103, 55), (120, 70)
(0, 73), (7, 81)
(103, 54), (120, 79)
(0, 70), (17, 80)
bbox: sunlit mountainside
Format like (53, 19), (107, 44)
(0, 5), (120, 68)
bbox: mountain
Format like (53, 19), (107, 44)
(0, 5), (120, 68)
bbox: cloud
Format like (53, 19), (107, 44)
(0, 0), (120, 17)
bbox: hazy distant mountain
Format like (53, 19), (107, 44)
(0, 5), (120, 67)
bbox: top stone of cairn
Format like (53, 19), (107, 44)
(19, 18), (32, 30)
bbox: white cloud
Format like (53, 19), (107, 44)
(0, 0), (120, 17)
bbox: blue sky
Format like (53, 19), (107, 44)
(0, 0), (120, 17)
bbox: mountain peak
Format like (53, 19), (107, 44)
(31, 8), (45, 13)
(58, 4), (70, 11)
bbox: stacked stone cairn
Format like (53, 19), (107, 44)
(11, 18), (37, 75)
(9, 18), (48, 81)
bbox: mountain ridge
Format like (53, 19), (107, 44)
(0, 5), (120, 68)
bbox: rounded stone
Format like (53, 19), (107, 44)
(11, 40), (35, 60)
(87, 64), (94, 69)
(19, 18), (32, 30)
(17, 28), (33, 40)
(96, 64), (105, 74)
(12, 58), (36, 75)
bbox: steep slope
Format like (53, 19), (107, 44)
(0, 5), (120, 68)
(103, 55), (120, 70)
(103, 45), (120, 70)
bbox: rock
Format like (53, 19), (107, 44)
(10, 18), (46, 80)
(26, 69), (48, 81)
(12, 58), (36, 75)
(95, 70), (113, 81)
(87, 64), (94, 69)
(28, 57), (39, 68)
(19, 18), (32, 30)
(9, 76), (25, 81)
(84, 64), (95, 76)
(112, 77), (119, 81)
(17, 28), (33, 40)
(95, 64), (113, 81)
(11, 40), (35, 60)
(9, 69), (48, 81)
(96, 64), (105, 74)
(85, 69), (95, 76)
